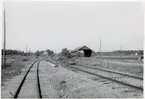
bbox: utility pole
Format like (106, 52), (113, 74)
(100, 38), (101, 56)
(29, 48), (31, 58)
(29, 48), (30, 54)
(120, 44), (123, 60)
(3, 9), (6, 69)
(26, 44), (28, 59)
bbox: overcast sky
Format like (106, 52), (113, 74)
(3, 1), (144, 53)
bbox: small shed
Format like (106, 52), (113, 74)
(71, 46), (95, 57)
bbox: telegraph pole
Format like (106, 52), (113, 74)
(29, 48), (31, 58)
(26, 44), (28, 59)
(26, 44), (27, 53)
(120, 44), (123, 60)
(3, 9), (6, 69)
(100, 38), (101, 56)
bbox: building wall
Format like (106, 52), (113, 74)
(71, 50), (92, 57)
(71, 51), (78, 57)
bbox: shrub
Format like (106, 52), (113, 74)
(22, 58), (28, 62)
(61, 48), (71, 58)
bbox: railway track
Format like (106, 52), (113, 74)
(70, 65), (143, 91)
(14, 60), (43, 98)
(77, 64), (143, 79)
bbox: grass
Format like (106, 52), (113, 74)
(1, 57), (26, 87)
(73, 57), (143, 77)
(99, 60), (143, 76)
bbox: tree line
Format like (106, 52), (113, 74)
(1, 49), (26, 55)
(113, 50), (143, 55)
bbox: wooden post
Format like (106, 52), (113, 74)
(121, 44), (123, 60)
(100, 38), (101, 56)
(3, 9), (6, 69)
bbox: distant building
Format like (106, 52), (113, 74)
(71, 46), (96, 57)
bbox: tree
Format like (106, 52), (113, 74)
(46, 49), (54, 56)
(138, 50), (143, 55)
(61, 48), (71, 58)
(35, 50), (40, 56)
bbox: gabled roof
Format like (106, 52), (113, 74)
(71, 45), (93, 52)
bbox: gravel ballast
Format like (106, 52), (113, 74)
(39, 61), (123, 98)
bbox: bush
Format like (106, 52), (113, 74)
(22, 58), (28, 62)
(61, 48), (71, 58)
(46, 49), (54, 56)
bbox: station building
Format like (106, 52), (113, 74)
(71, 46), (96, 57)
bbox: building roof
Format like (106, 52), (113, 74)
(71, 45), (93, 52)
